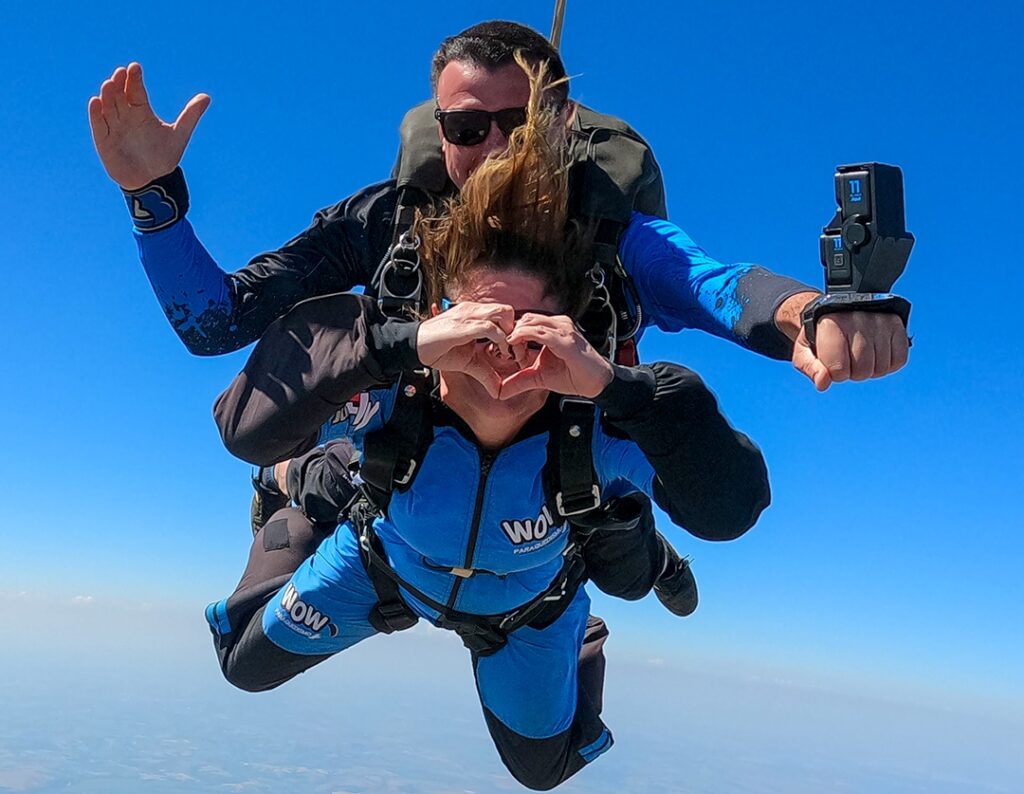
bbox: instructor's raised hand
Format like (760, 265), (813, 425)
(88, 62), (210, 190)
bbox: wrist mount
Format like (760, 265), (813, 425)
(801, 292), (911, 348)
(803, 163), (914, 351)
(122, 167), (189, 232)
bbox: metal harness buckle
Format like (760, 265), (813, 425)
(393, 457), (418, 487)
(555, 485), (602, 517)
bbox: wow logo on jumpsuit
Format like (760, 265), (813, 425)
(276, 583), (339, 639)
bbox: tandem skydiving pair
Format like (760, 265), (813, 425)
(89, 20), (910, 791)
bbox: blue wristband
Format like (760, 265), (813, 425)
(122, 167), (189, 232)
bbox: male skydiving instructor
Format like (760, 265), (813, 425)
(88, 21), (909, 617)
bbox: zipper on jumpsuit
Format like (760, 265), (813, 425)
(445, 448), (497, 611)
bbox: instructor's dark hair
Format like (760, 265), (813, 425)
(431, 20), (570, 104)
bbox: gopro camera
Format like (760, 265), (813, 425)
(802, 163), (914, 348)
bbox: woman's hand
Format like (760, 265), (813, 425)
(416, 302), (516, 398)
(501, 314), (613, 399)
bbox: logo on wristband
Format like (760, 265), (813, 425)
(126, 186), (179, 231)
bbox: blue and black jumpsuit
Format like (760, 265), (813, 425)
(129, 173), (807, 602)
(206, 293), (771, 790)
(128, 174), (810, 359)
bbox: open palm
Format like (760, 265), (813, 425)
(88, 62), (210, 190)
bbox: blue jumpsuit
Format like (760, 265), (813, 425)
(206, 292), (771, 790)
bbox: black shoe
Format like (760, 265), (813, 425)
(653, 535), (698, 617)
(250, 467), (289, 536)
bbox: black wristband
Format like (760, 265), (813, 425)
(801, 292), (912, 350)
(122, 167), (189, 232)
(593, 364), (656, 420)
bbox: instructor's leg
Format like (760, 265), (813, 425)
(473, 590), (613, 791)
(579, 494), (662, 600)
(580, 494), (698, 616)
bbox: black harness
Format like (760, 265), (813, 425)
(348, 371), (601, 656)
(351, 101), (666, 654)
(375, 101), (668, 361)
(352, 503), (586, 655)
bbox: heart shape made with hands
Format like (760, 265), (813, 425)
(457, 315), (609, 401)
(419, 305), (612, 401)
(448, 335), (535, 401)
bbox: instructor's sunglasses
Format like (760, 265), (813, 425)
(434, 106), (528, 146)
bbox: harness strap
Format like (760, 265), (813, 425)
(574, 217), (644, 359)
(547, 397), (602, 518)
(374, 187), (430, 318)
(351, 502), (585, 655)
(359, 371), (434, 510)
(349, 503), (421, 635)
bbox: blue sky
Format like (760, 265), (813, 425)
(1, 0), (1022, 788)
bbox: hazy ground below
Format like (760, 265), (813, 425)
(1, 593), (1021, 793)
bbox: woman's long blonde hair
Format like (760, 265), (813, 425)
(416, 54), (592, 316)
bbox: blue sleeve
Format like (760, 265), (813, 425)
(128, 177), (397, 357)
(592, 428), (656, 500)
(620, 212), (814, 360)
(134, 219), (235, 349)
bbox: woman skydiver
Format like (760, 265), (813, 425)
(207, 60), (770, 790)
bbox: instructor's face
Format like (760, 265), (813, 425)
(436, 60), (534, 189)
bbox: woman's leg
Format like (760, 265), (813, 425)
(471, 589), (613, 791)
(206, 509), (380, 691)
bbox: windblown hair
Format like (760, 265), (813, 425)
(431, 21), (569, 104)
(417, 56), (592, 318)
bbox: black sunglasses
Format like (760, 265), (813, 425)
(434, 106), (528, 147)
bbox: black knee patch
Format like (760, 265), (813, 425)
(480, 706), (612, 791)
(262, 516), (291, 551)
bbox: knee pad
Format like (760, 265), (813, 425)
(259, 506), (331, 555)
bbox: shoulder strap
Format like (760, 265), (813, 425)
(568, 105), (667, 224)
(358, 371), (434, 510)
(372, 184), (432, 318)
(544, 397), (602, 519)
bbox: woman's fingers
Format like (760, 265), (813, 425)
(498, 363), (546, 399)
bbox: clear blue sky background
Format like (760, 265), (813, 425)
(1, 1), (1022, 788)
